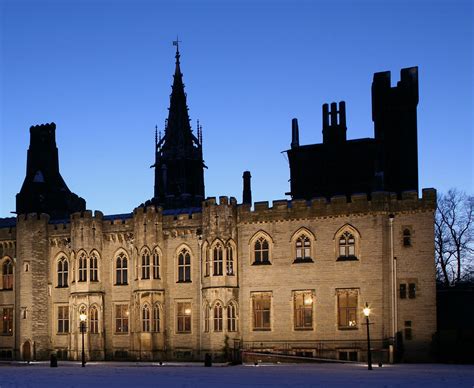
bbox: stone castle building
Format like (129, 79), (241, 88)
(0, 45), (436, 363)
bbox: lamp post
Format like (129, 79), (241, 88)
(363, 302), (373, 370)
(79, 312), (87, 367)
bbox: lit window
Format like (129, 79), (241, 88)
(226, 245), (234, 275)
(177, 249), (191, 282)
(57, 306), (69, 333)
(177, 302), (192, 333)
(89, 253), (98, 282)
(152, 249), (160, 279)
(2, 307), (13, 335)
(89, 306), (99, 333)
(78, 253), (87, 282)
(57, 257), (68, 287)
(403, 229), (412, 247)
(213, 303), (223, 332)
(338, 231), (357, 260)
(337, 289), (358, 328)
(142, 305), (150, 332)
(295, 235), (312, 262)
(227, 302), (237, 332)
(252, 293), (271, 330)
(152, 304), (161, 332)
(2, 259), (13, 290)
(213, 244), (223, 276)
(142, 250), (150, 279)
(116, 253), (128, 285)
(254, 237), (270, 264)
(115, 304), (129, 333)
(294, 291), (313, 330)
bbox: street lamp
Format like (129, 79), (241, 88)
(79, 312), (87, 367)
(363, 302), (373, 370)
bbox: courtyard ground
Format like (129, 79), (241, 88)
(0, 361), (473, 387)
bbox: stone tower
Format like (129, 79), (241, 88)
(152, 44), (205, 209)
(16, 123), (86, 219)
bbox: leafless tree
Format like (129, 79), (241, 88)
(435, 189), (474, 286)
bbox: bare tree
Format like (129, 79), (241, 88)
(435, 189), (474, 286)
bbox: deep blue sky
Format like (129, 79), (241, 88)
(1, 0), (472, 217)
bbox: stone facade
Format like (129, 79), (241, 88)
(0, 190), (436, 362)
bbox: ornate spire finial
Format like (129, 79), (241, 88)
(173, 36), (181, 60)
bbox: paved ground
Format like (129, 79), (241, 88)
(0, 362), (473, 387)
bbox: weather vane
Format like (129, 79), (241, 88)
(172, 36), (181, 52)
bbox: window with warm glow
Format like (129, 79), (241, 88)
(176, 302), (191, 333)
(2, 307), (13, 335)
(294, 291), (313, 329)
(252, 293), (271, 330)
(115, 304), (129, 333)
(2, 259), (13, 290)
(337, 289), (358, 329)
(57, 306), (69, 333)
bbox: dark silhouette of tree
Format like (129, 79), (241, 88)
(435, 189), (474, 285)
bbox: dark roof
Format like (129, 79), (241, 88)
(103, 213), (133, 221)
(0, 217), (16, 228)
(162, 207), (202, 216)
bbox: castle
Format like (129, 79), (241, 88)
(0, 44), (436, 363)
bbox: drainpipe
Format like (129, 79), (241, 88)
(389, 214), (396, 359)
(198, 234), (203, 360)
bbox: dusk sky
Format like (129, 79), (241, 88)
(1, 0), (472, 217)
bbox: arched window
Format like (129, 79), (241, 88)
(213, 303), (223, 332)
(142, 305), (150, 332)
(177, 249), (191, 282)
(89, 252), (98, 282)
(204, 247), (210, 277)
(2, 258), (13, 290)
(116, 253), (128, 285)
(78, 253), (87, 282)
(338, 231), (356, 260)
(89, 306), (99, 333)
(254, 237), (270, 264)
(213, 244), (223, 276)
(57, 257), (68, 288)
(227, 302), (237, 332)
(403, 229), (412, 247)
(226, 245), (234, 275)
(142, 250), (150, 279)
(152, 249), (160, 279)
(295, 235), (312, 262)
(204, 304), (210, 332)
(152, 304), (160, 332)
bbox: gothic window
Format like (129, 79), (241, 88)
(57, 257), (68, 288)
(294, 291), (313, 330)
(89, 252), (98, 282)
(116, 253), (128, 285)
(204, 304), (210, 332)
(338, 231), (357, 260)
(57, 306), (69, 333)
(253, 237), (270, 265)
(213, 303), (223, 332)
(78, 252), (87, 282)
(152, 249), (160, 279)
(142, 305), (151, 332)
(2, 307), (13, 335)
(408, 283), (416, 299)
(252, 293), (271, 330)
(2, 259), (13, 290)
(295, 235), (312, 262)
(177, 249), (191, 282)
(115, 304), (129, 333)
(337, 289), (358, 329)
(226, 244), (234, 275)
(89, 306), (99, 333)
(399, 283), (407, 299)
(213, 244), (223, 276)
(142, 250), (150, 280)
(204, 247), (210, 277)
(403, 229), (412, 247)
(152, 304), (161, 332)
(176, 302), (191, 333)
(227, 302), (237, 332)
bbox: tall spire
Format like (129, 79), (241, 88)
(150, 40), (205, 210)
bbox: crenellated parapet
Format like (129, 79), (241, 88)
(201, 196), (238, 242)
(238, 189), (436, 224)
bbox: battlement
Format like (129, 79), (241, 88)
(71, 210), (104, 221)
(238, 189), (436, 223)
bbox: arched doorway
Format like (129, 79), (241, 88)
(22, 341), (31, 361)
